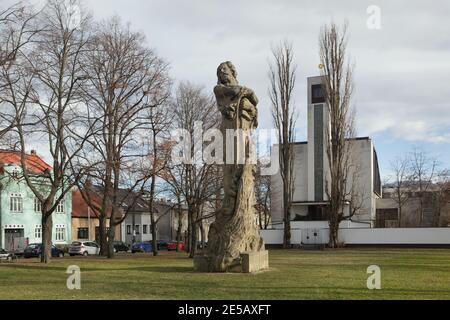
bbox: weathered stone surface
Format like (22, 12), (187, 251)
(195, 61), (267, 273)
(240, 250), (269, 273)
(194, 250), (269, 273)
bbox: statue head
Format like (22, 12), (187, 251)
(217, 61), (238, 85)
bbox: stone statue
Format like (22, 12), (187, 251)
(194, 61), (268, 273)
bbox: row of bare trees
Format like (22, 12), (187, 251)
(0, 0), (226, 262)
(269, 22), (359, 248)
(389, 147), (448, 226)
(1, 1), (366, 258)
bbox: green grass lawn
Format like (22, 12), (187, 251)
(1, 248), (450, 300)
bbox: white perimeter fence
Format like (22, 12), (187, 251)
(261, 226), (450, 246)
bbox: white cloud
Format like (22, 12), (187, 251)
(10, 0), (450, 169)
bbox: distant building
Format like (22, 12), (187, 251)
(271, 76), (382, 228)
(71, 190), (121, 242)
(0, 150), (72, 251)
(121, 198), (190, 245)
(376, 188), (450, 228)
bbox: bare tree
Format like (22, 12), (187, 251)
(436, 169), (450, 226)
(319, 22), (357, 248)
(143, 107), (173, 256)
(0, 2), (39, 141)
(255, 161), (271, 229)
(11, 0), (92, 263)
(269, 40), (297, 248)
(410, 147), (438, 192)
(163, 81), (221, 258)
(75, 16), (171, 257)
(408, 147), (439, 226)
(389, 155), (412, 227)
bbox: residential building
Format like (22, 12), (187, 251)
(71, 190), (121, 242)
(0, 150), (72, 251)
(121, 198), (190, 245)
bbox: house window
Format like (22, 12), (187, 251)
(10, 193), (23, 213)
(77, 228), (89, 239)
(126, 225), (131, 235)
(143, 225), (148, 234)
(34, 198), (42, 213)
(11, 168), (19, 179)
(35, 226), (42, 239)
(56, 199), (65, 213)
(55, 227), (65, 241)
(135, 225), (140, 235)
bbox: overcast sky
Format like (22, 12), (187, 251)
(18, 0), (450, 178)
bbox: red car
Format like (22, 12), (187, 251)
(167, 241), (185, 251)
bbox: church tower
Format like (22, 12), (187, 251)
(307, 76), (329, 202)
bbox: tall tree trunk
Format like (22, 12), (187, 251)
(107, 224), (115, 258)
(283, 177), (291, 248)
(200, 222), (206, 250)
(186, 213), (192, 254)
(176, 202), (183, 252)
(328, 220), (339, 248)
(40, 213), (53, 263)
(150, 211), (158, 256)
(98, 216), (108, 255)
(190, 222), (198, 258)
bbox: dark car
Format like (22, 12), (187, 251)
(113, 241), (129, 253)
(156, 240), (169, 250)
(24, 244), (65, 258)
(131, 241), (153, 253)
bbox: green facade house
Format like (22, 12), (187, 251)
(0, 150), (72, 252)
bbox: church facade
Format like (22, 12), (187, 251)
(271, 76), (382, 228)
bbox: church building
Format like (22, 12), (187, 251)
(271, 76), (382, 229)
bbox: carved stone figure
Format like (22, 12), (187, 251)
(194, 61), (268, 273)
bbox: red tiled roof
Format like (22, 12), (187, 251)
(0, 150), (52, 174)
(72, 190), (113, 218)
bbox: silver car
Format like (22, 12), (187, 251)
(69, 241), (100, 256)
(0, 249), (16, 262)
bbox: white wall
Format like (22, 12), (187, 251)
(261, 227), (450, 245)
(270, 143), (309, 225)
(260, 229), (302, 245)
(272, 221), (369, 230)
(341, 228), (450, 245)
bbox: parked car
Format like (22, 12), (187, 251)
(167, 241), (186, 251)
(69, 241), (100, 256)
(131, 241), (153, 253)
(156, 240), (169, 250)
(113, 241), (129, 253)
(24, 244), (65, 258)
(0, 249), (16, 262)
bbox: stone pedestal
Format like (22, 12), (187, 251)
(240, 250), (269, 273)
(194, 250), (269, 273)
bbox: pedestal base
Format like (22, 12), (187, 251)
(193, 250), (269, 273)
